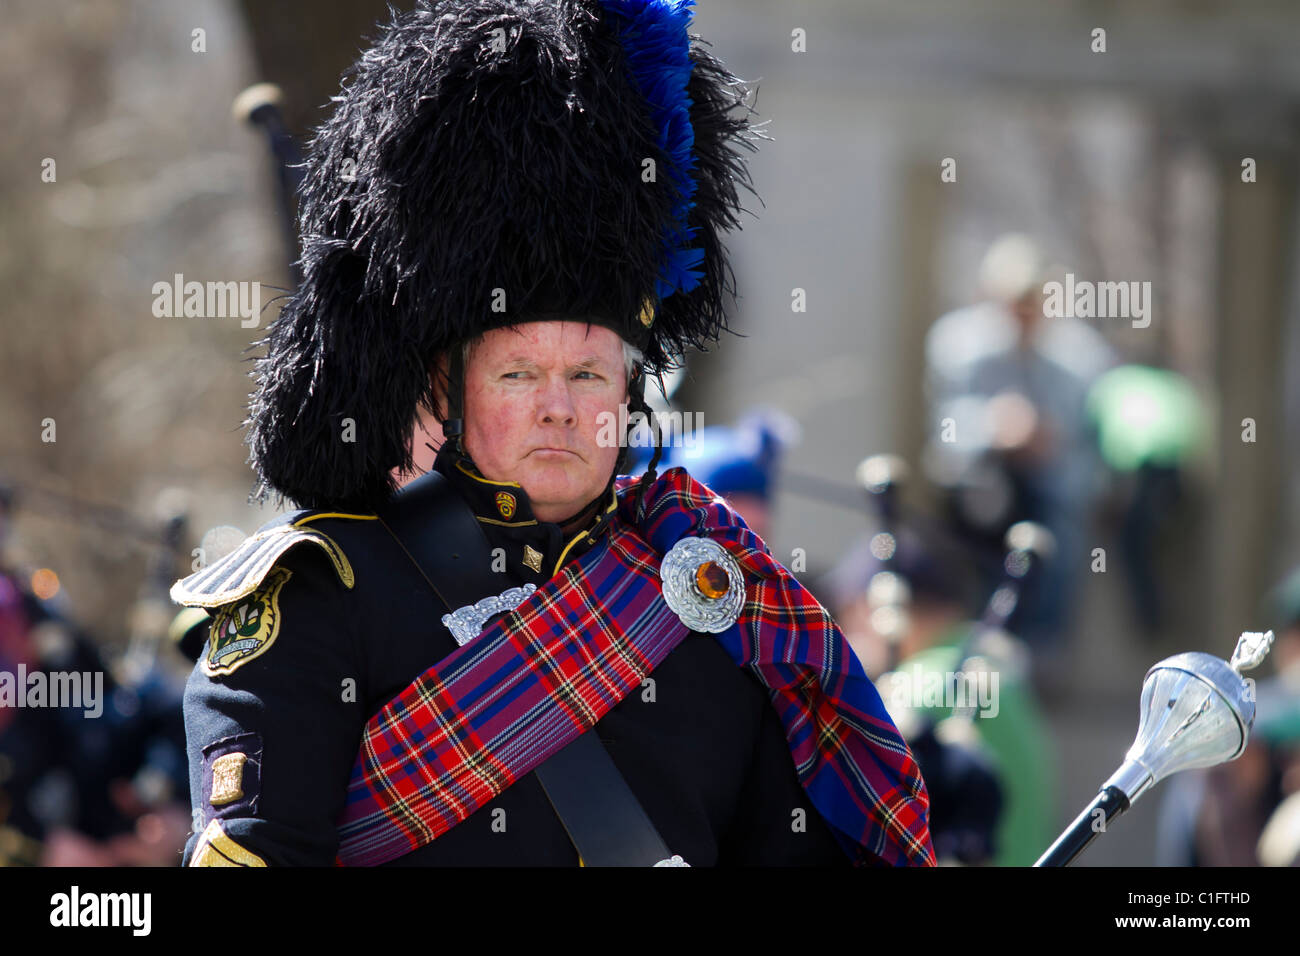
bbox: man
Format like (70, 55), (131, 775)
(826, 520), (1030, 866)
(1085, 361), (1204, 638)
(174, 0), (934, 867)
(923, 234), (1115, 680)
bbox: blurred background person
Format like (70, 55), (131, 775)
(635, 409), (798, 542)
(0, 484), (191, 866)
(823, 509), (1059, 866)
(1086, 361), (1208, 640)
(924, 234), (1116, 689)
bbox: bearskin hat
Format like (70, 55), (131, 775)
(246, 0), (760, 509)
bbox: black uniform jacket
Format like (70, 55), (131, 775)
(178, 449), (850, 866)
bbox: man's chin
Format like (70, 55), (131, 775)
(520, 477), (603, 520)
(520, 470), (573, 501)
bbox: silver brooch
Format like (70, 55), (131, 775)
(442, 583), (538, 646)
(652, 855), (690, 867)
(659, 536), (744, 633)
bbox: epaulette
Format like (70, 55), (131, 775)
(170, 511), (378, 609)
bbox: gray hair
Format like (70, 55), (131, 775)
(621, 339), (644, 384)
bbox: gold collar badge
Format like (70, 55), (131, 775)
(522, 545), (544, 573)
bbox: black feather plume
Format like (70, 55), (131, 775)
(246, 0), (760, 509)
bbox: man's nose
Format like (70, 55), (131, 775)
(537, 375), (577, 425)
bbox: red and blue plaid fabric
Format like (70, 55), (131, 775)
(336, 468), (935, 866)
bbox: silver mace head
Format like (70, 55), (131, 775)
(1103, 630), (1275, 806)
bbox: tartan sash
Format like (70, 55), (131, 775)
(335, 468), (936, 866)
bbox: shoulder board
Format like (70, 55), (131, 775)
(170, 511), (378, 609)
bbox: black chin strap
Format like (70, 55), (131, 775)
(626, 367), (664, 523)
(440, 345), (466, 450)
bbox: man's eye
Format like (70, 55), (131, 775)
(502, 371), (529, 380)
(573, 370), (600, 380)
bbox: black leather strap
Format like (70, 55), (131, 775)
(377, 468), (676, 866)
(536, 732), (674, 866)
(376, 468), (505, 616)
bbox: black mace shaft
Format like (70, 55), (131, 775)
(1033, 786), (1129, 867)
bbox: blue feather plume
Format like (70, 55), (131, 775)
(599, 0), (703, 300)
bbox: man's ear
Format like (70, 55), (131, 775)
(429, 352), (450, 422)
(394, 407), (445, 486)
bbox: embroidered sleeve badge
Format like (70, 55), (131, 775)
(495, 491), (517, 519)
(203, 567), (292, 677)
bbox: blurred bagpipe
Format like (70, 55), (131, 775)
(231, 83), (306, 288)
(795, 450), (1273, 866)
(838, 453), (1055, 865)
(0, 82), (310, 867)
(0, 478), (197, 865)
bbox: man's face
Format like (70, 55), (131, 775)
(462, 322), (629, 523)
